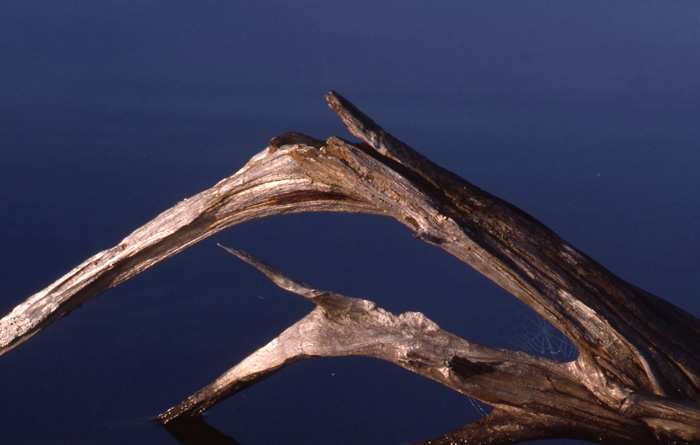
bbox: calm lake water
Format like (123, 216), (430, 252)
(1, 2), (699, 444)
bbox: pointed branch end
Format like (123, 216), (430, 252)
(325, 91), (385, 152)
(217, 244), (321, 300)
(324, 90), (369, 127)
(217, 244), (254, 264)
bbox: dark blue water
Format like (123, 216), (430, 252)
(2, 2), (699, 444)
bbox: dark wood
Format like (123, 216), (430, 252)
(2, 92), (699, 443)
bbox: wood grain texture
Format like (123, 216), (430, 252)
(2, 92), (699, 443)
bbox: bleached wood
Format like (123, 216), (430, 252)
(158, 247), (649, 444)
(0, 134), (376, 355)
(2, 91), (699, 442)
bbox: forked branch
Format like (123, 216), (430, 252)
(2, 92), (699, 443)
(157, 246), (648, 444)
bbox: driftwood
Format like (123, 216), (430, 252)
(1, 92), (700, 443)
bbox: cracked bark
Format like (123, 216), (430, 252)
(1, 91), (699, 443)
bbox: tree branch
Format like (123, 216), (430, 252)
(417, 408), (595, 445)
(328, 91), (700, 405)
(158, 247), (648, 443)
(0, 133), (377, 355)
(2, 91), (699, 442)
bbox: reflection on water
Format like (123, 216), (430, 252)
(164, 417), (241, 445)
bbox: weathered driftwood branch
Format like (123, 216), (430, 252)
(2, 91), (699, 443)
(0, 132), (377, 355)
(157, 246), (649, 444)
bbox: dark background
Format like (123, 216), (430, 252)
(1, 2), (699, 444)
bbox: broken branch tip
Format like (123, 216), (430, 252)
(216, 243), (245, 259)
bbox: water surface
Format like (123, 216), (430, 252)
(1, 2), (699, 444)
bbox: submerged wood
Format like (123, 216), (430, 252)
(1, 92), (699, 443)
